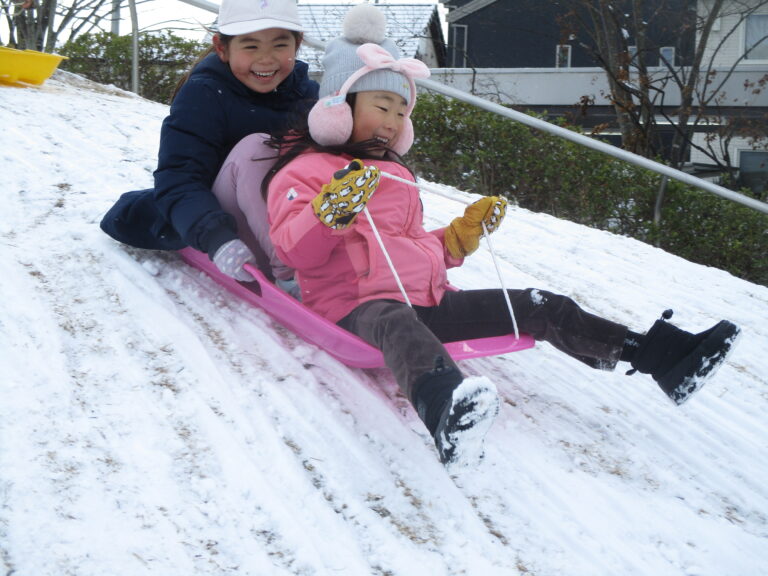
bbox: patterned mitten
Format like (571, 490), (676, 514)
(212, 239), (256, 282)
(312, 160), (380, 230)
(444, 196), (507, 258)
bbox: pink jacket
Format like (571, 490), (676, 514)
(268, 152), (463, 323)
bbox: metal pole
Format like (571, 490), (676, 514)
(129, 0), (139, 94)
(111, 0), (120, 35)
(413, 77), (768, 215)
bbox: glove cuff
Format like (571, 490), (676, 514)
(206, 226), (240, 260)
(445, 218), (480, 259)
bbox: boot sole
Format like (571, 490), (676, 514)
(435, 377), (500, 469)
(659, 321), (742, 405)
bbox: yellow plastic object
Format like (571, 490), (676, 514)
(0, 46), (67, 86)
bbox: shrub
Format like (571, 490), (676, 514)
(647, 182), (768, 284)
(59, 31), (207, 104)
(409, 93), (768, 286)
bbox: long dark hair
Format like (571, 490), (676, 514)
(170, 32), (233, 103)
(260, 93), (414, 199)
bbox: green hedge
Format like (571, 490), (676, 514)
(645, 181), (768, 283)
(59, 31), (207, 104)
(408, 93), (768, 286)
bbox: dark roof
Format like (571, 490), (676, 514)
(297, 3), (441, 70)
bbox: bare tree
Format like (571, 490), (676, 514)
(0, 0), (146, 52)
(557, 0), (696, 157)
(559, 0), (768, 219)
(666, 1), (768, 166)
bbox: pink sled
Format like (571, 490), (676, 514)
(179, 247), (534, 369)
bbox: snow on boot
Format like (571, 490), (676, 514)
(630, 310), (741, 405)
(433, 376), (500, 469)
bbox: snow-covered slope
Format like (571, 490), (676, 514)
(1, 71), (766, 576)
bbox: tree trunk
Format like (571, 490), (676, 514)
(591, 1), (638, 150)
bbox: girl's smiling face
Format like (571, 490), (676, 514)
(214, 29), (300, 94)
(349, 91), (408, 156)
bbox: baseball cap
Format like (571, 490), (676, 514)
(217, 0), (303, 35)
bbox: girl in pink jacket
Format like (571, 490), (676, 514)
(266, 5), (740, 469)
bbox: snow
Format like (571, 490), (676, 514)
(1, 70), (767, 576)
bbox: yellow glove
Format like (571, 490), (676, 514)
(312, 160), (380, 230)
(444, 196), (507, 259)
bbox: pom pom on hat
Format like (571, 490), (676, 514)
(343, 4), (387, 44)
(318, 5), (408, 102)
(310, 3), (429, 155)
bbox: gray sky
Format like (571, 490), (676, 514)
(135, 0), (447, 42)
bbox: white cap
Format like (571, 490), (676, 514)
(218, 0), (304, 36)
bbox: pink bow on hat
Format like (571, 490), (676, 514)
(356, 43), (431, 80)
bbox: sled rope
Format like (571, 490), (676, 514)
(363, 206), (412, 307)
(380, 170), (519, 338)
(379, 170), (470, 205)
(481, 220), (520, 339)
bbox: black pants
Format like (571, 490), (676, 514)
(338, 289), (629, 398)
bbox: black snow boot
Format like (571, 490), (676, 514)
(630, 310), (741, 405)
(412, 356), (500, 468)
(411, 356), (463, 438)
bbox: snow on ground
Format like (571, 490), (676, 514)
(1, 70), (766, 576)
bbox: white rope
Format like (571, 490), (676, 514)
(379, 170), (520, 338)
(481, 221), (520, 339)
(363, 206), (412, 307)
(379, 170), (469, 204)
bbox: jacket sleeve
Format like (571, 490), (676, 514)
(268, 160), (346, 270)
(153, 81), (238, 255)
(430, 226), (465, 269)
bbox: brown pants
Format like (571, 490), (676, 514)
(338, 288), (629, 398)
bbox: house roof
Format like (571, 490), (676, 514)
(297, 3), (441, 70)
(443, 0), (498, 23)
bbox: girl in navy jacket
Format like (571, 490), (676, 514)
(100, 0), (318, 279)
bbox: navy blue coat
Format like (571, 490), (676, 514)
(100, 52), (318, 256)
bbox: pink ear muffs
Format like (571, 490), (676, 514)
(308, 43), (429, 156)
(307, 94), (354, 147)
(392, 118), (414, 157)
(307, 94), (415, 156)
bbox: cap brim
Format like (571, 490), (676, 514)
(218, 18), (304, 35)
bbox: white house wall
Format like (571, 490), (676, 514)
(426, 67), (612, 106)
(698, 0), (768, 66)
(690, 134), (764, 164)
(427, 67), (768, 107)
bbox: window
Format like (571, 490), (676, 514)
(745, 14), (768, 60)
(739, 150), (768, 194)
(450, 24), (468, 67)
(659, 46), (676, 66)
(556, 44), (572, 68)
